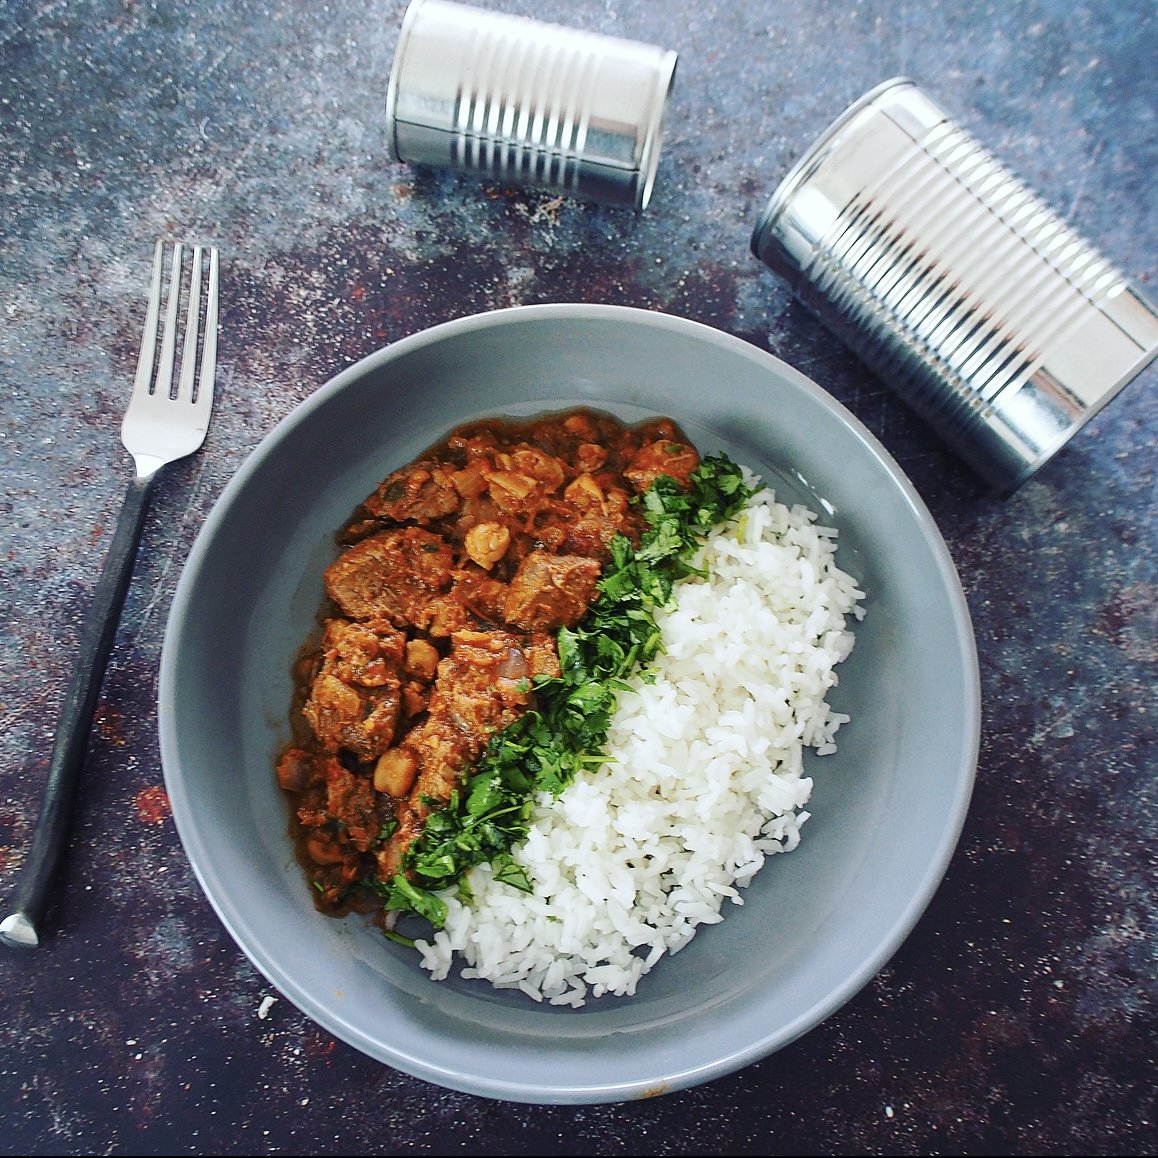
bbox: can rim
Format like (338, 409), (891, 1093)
(749, 76), (915, 261)
(384, 0), (428, 163)
(635, 49), (679, 211)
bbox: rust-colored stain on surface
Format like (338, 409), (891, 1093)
(95, 703), (127, 746)
(134, 785), (171, 824)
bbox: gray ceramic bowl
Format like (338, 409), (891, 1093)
(159, 304), (979, 1104)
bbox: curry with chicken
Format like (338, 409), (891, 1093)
(276, 408), (702, 918)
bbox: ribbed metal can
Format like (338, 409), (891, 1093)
(751, 77), (1158, 495)
(385, 0), (678, 210)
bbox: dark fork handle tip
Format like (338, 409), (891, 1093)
(0, 912), (40, 949)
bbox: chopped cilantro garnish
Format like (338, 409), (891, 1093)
(376, 453), (752, 928)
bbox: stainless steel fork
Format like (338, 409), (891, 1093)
(1, 241), (220, 949)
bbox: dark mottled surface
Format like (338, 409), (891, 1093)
(1, 0), (1155, 1153)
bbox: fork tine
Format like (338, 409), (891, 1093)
(177, 246), (203, 404)
(197, 247), (220, 409)
(154, 242), (183, 399)
(132, 240), (164, 399)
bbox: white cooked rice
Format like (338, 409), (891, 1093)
(414, 471), (866, 1006)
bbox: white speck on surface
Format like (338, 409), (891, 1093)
(257, 995), (278, 1020)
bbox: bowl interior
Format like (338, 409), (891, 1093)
(160, 304), (978, 1103)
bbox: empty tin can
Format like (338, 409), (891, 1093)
(751, 77), (1158, 494)
(385, 0), (678, 210)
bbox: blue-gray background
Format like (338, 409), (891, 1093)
(1, 0), (1154, 1153)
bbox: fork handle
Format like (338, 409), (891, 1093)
(1, 473), (156, 949)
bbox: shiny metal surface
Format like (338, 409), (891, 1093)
(385, 0), (677, 209)
(752, 77), (1158, 494)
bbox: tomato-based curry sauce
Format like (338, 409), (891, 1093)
(275, 408), (700, 916)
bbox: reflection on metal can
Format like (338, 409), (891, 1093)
(385, 0), (678, 210)
(751, 77), (1158, 495)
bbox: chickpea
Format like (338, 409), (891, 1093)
(373, 747), (419, 797)
(305, 834), (347, 865)
(404, 637), (440, 681)
(464, 521), (512, 570)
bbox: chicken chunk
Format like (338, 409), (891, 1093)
(364, 459), (461, 523)
(623, 437), (701, 492)
(376, 629), (537, 877)
(503, 551), (602, 632)
(301, 618), (406, 761)
(324, 527), (454, 626)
